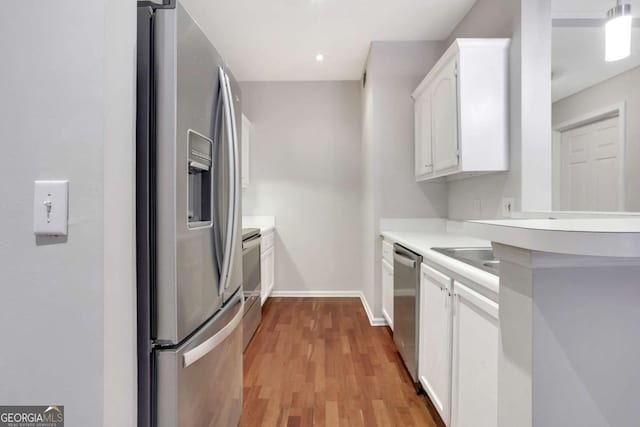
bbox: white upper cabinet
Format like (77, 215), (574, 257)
(241, 114), (252, 189)
(431, 59), (459, 175)
(412, 38), (510, 181)
(414, 87), (433, 179)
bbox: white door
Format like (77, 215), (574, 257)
(260, 246), (274, 305)
(415, 89), (433, 178)
(419, 265), (453, 425)
(559, 117), (621, 211)
(382, 259), (394, 329)
(432, 58), (459, 174)
(451, 282), (498, 427)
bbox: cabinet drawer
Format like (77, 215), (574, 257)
(261, 232), (274, 253)
(382, 240), (394, 264)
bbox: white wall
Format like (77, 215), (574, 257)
(445, 0), (552, 219)
(241, 81), (364, 295)
(103, 0), (137, 426)
(533, 265), (640, 426)
(498, 247), (640, 426)
(519, 0), (552, 213)
(361, 42), (449, 318)
(552, 66), (640, 211)
(0, 2), (136, 425)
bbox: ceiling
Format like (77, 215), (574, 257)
(181, 0), (476, 82)
(552, 0), (640, 101)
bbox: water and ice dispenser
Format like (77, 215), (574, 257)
(187, 130), (213, 227)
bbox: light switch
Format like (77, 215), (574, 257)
(33, 180), (68, 236)
(502, 197), (515, 218)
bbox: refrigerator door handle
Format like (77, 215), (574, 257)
(182, 296), (244, 368)
(216, 66), (237, 296)
(224, 71), (241, 293)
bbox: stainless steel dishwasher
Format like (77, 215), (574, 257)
(393, 243), (423, 385)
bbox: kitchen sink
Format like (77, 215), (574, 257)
(431, 247), (499, 275)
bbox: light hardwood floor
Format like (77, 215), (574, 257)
(240, 297), (442, 427)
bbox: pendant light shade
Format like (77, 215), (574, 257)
(605, 1), (632, 62)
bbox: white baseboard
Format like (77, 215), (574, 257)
(358, 293), (387, 327)
(269, 290), (387, 327)
(382, 308), (394, 330)
(270, 290), (361, 298)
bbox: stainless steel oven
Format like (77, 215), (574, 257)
(242, 228), (262, 350)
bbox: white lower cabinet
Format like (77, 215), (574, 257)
(381, 259), (394, 330)
(418, 265), (499, 427)
(419, 264), (453, 425)
(260, 232), (275, 305)
(451, 281), (499, 427)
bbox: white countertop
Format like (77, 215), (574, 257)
(465, 218), (640, 258)
(243, 215), (275, 234)
(256, 224), (275, 234)
(381, 230), (499, 295)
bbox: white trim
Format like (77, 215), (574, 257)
(359, 292), (387, 327)
(270, 290), (362, 298)
(552, 102), (626, 211)
(382, 308), (393, 330)
(551, 130), (562, 210)
(553, 103), (623, 132)
(270, 290), (388, 327)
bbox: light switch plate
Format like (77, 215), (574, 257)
(34, 180), (68, 236)
(502, 197), (515, 218)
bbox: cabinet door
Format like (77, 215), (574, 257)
(419, 265), (453, 425)
(382, 259), (394, 330)
(241, 115), (251, 189)
(260, 246), (274, 305)
(451, 282), (498, 427)
(414, 90), (433, 178)
(432, 59), (459, 174)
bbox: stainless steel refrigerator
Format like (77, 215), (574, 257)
(136, 1), (243, 425)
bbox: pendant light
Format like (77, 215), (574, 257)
(605, 0), (633, 62)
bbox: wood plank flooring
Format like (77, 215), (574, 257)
(240, 298), (443, 427)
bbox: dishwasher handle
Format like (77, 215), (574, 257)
(394, 251), (417, 268)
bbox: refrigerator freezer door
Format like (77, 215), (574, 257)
(154, 4), (226, 344)
(156, 291), (244, 427)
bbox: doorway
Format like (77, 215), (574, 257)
(552, 104), (626, 212)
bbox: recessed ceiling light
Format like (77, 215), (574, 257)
(316, 54), (324, 62)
